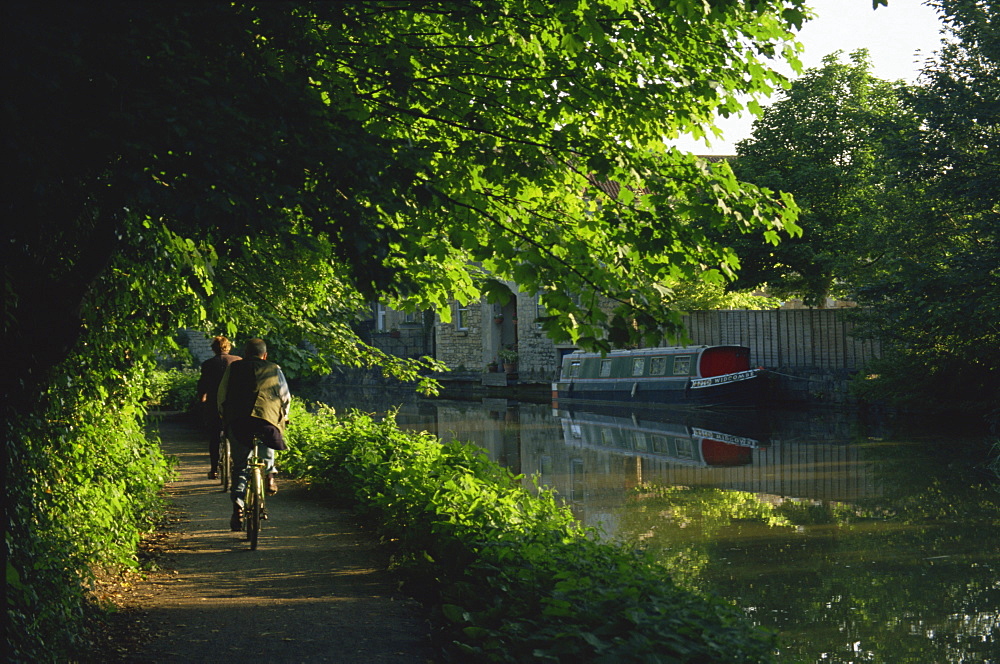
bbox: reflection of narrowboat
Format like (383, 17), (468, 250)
(552, 345), (764, 409)
(556, 408), (765, 467)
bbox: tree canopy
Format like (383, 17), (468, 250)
(4, 1), (807, 407)
(850, 0), (1000, 412)
(725, 49), (915, 305)
(714, 0), (998, 412)
(3, 3), (812, 658)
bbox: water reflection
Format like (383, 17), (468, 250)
(302, 384), (1000, 663)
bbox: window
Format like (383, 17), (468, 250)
(539, 455), (552, 477)
(633, 432), (648, 451)
(534, 293), (547, 329)
(402, 310), (418, 324)
(455, 303), (471, 330)
(600, 359), (612, 377)
(632, 358), (645, 376)
(650, 356), (667, 375)
(673, 356), (691, 375)
(569, 360), (581, 378)
(675, 437), (694, 459)
(374, 303), (387, 332)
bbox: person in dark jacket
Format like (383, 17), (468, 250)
(217, 337), (290, 531)
(195, 335), (241, 479)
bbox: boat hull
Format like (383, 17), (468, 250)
(552, 368), (764, 409)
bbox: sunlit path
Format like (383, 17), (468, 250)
(124, 415), (433, 663)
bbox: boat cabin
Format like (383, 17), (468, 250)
(553, 345), (761, 408)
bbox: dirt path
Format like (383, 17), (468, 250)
(122, 416), (436, 663)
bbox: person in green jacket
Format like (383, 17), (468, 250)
(217, 337), (290, 531)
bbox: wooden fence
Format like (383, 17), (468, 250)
(682, 309), (881, 371)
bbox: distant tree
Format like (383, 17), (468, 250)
(667, 279), (782, 311)
(724, 50), (916, 305)
(851, 0), (1000, 415)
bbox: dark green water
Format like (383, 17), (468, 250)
(305, 385), (1000, 663)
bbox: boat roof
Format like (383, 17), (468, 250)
(565, 345), (746, 358)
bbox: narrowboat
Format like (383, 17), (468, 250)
(557, 407), (766, 468)
(552, 345), (764, 409)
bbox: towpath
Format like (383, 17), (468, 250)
(118, 415), (435, 663)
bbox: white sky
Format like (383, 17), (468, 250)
(673, 0), (947, 155)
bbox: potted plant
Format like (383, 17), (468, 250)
(493, 314), (504, 324)
(498, 346), (518, 373)
(487, 361), (499, 373)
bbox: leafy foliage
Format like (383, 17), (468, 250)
(4, 2), (811, 657)
(716, 2), (997, 415)
(4, 1), (807, 395)
(726, 49), (914, 305)
(5, 366), (171, 662)
(283, 402), (778, 662)
(848, 0), (1000, 414)
(668, 280), (783, 311)
(144, 368), (200, 412)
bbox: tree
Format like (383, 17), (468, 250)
(850, 0), (1000, 415)
(724, 50), (915, 305)
(3, 2), (806, 403)
(3, 2), (812, 657)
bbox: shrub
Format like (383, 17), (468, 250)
(144, 367), (200, 411)
(284, 401), (777, 662)
(6, 366), (172, 661)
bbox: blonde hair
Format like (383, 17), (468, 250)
(210, 335), (232, 354)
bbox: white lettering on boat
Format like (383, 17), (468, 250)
(690, 428), (762, 448)
(689, 369), (759, 389)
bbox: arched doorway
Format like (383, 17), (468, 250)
(484, 285), (518, 370)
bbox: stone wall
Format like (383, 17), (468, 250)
(511, 308), (567, 383)
(369, 325), (433, 359)
(435, 302), (486, 371)
(184, 330), (216, 364)
(431, 289), (586, 380)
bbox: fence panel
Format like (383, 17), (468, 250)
(681, 309), (879, 371)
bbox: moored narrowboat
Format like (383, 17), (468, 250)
(552, 345), (764, 409)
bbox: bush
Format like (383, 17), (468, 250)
(284, 401), (777, 663)
(144, 367), (200, 411)
(5, 365), (172, 661)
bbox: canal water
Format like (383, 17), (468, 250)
(304, 385), (1000, 663)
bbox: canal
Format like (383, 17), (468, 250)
(305, 385), (1000, 663)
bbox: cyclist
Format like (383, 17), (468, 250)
(217, 337), (290, 531)
(196, 335), (240, 479)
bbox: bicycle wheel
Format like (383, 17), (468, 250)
(219, 436), (231, 492)
(246, 468), (262, 550)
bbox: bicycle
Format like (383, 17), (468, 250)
(243, 436), (267, 550)
(218, 434), (232, 493)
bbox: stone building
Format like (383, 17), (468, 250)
(356, 290), (573, 384)
(361, 303), (436, 361)
(431, 281), (577, 383)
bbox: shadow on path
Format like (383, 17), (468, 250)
(125, 415), (435, 663)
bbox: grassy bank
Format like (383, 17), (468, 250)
(282, 399), (777, 663)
